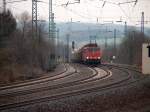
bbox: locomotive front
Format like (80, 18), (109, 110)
(82, 44), (101, 64)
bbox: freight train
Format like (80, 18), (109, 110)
(72, 43), (102, 64)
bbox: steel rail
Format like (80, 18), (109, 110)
(0, 66), (100, 97)
(0, 64), (72, 90)
(0, 65), (131, 111)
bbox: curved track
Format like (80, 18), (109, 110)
(0, 64), (69, 90)
(0, 63), (144, 111)
(0, 64), (99, 96)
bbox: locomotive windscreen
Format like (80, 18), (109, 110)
(88, 47), (100, 52)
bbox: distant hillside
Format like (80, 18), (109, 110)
(45, 22), (150, 47)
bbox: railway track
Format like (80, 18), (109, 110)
(0, 63), (144, 111)
(0, 64), (99, 96)
(0, 64), (69, 90)
(0, 64), (109, 100)
(0, 63), (85, 94)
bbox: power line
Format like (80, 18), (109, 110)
(6, 0), (28, 3)
(61, 0), (80, 7)
(118, 5), (132, 22)
(101, 0), (138, 23)
(2, 0), (28, 13)
(64, 7), (93, 20)
(40, 0), (142, 24)
(118, 0), (137, 5)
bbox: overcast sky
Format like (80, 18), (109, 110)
(0, 0), (150, 26)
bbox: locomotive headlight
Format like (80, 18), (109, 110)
(86, 57), (89, 59)
(98, 57), (101, 59)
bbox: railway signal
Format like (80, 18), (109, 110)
(72, 41), (75, 50)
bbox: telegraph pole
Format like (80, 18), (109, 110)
(105, 36), (107, 48)
(114, 29), (116, 57)
(56, 28), (59, 63)
(66, 34), (70, 63)
(104, 35), (108, 62)
(105, 26), (108, 49)
(141, 11), (144, 34)
(56, 29), (59, 49)
(65, 18), (73, 63)
(124, 21), (127, 37)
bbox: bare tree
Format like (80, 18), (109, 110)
(0, 10), (60, 84)
(17, 11), (31, 38)
(117, 29), (150, 66)
(0, 10), (16, 47)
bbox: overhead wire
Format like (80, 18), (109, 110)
(47, 1), (97, 22)
(64, 7), (93, 20)
(6, 0), (28, 4)
(59, 1), (113, 22)
(83, 0), (133, 23)
(5, 0), (131, 23)
(4, 0), (150, 26)
(99, 0), (139, 24)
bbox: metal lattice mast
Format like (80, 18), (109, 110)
(49, 0), (57, 66)
(49, 0), (52, 39)
(32, 0), (37, 38)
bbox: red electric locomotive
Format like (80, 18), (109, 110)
(72, 43), (102, 64)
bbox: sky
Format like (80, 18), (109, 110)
(0, 0), (150, 27)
